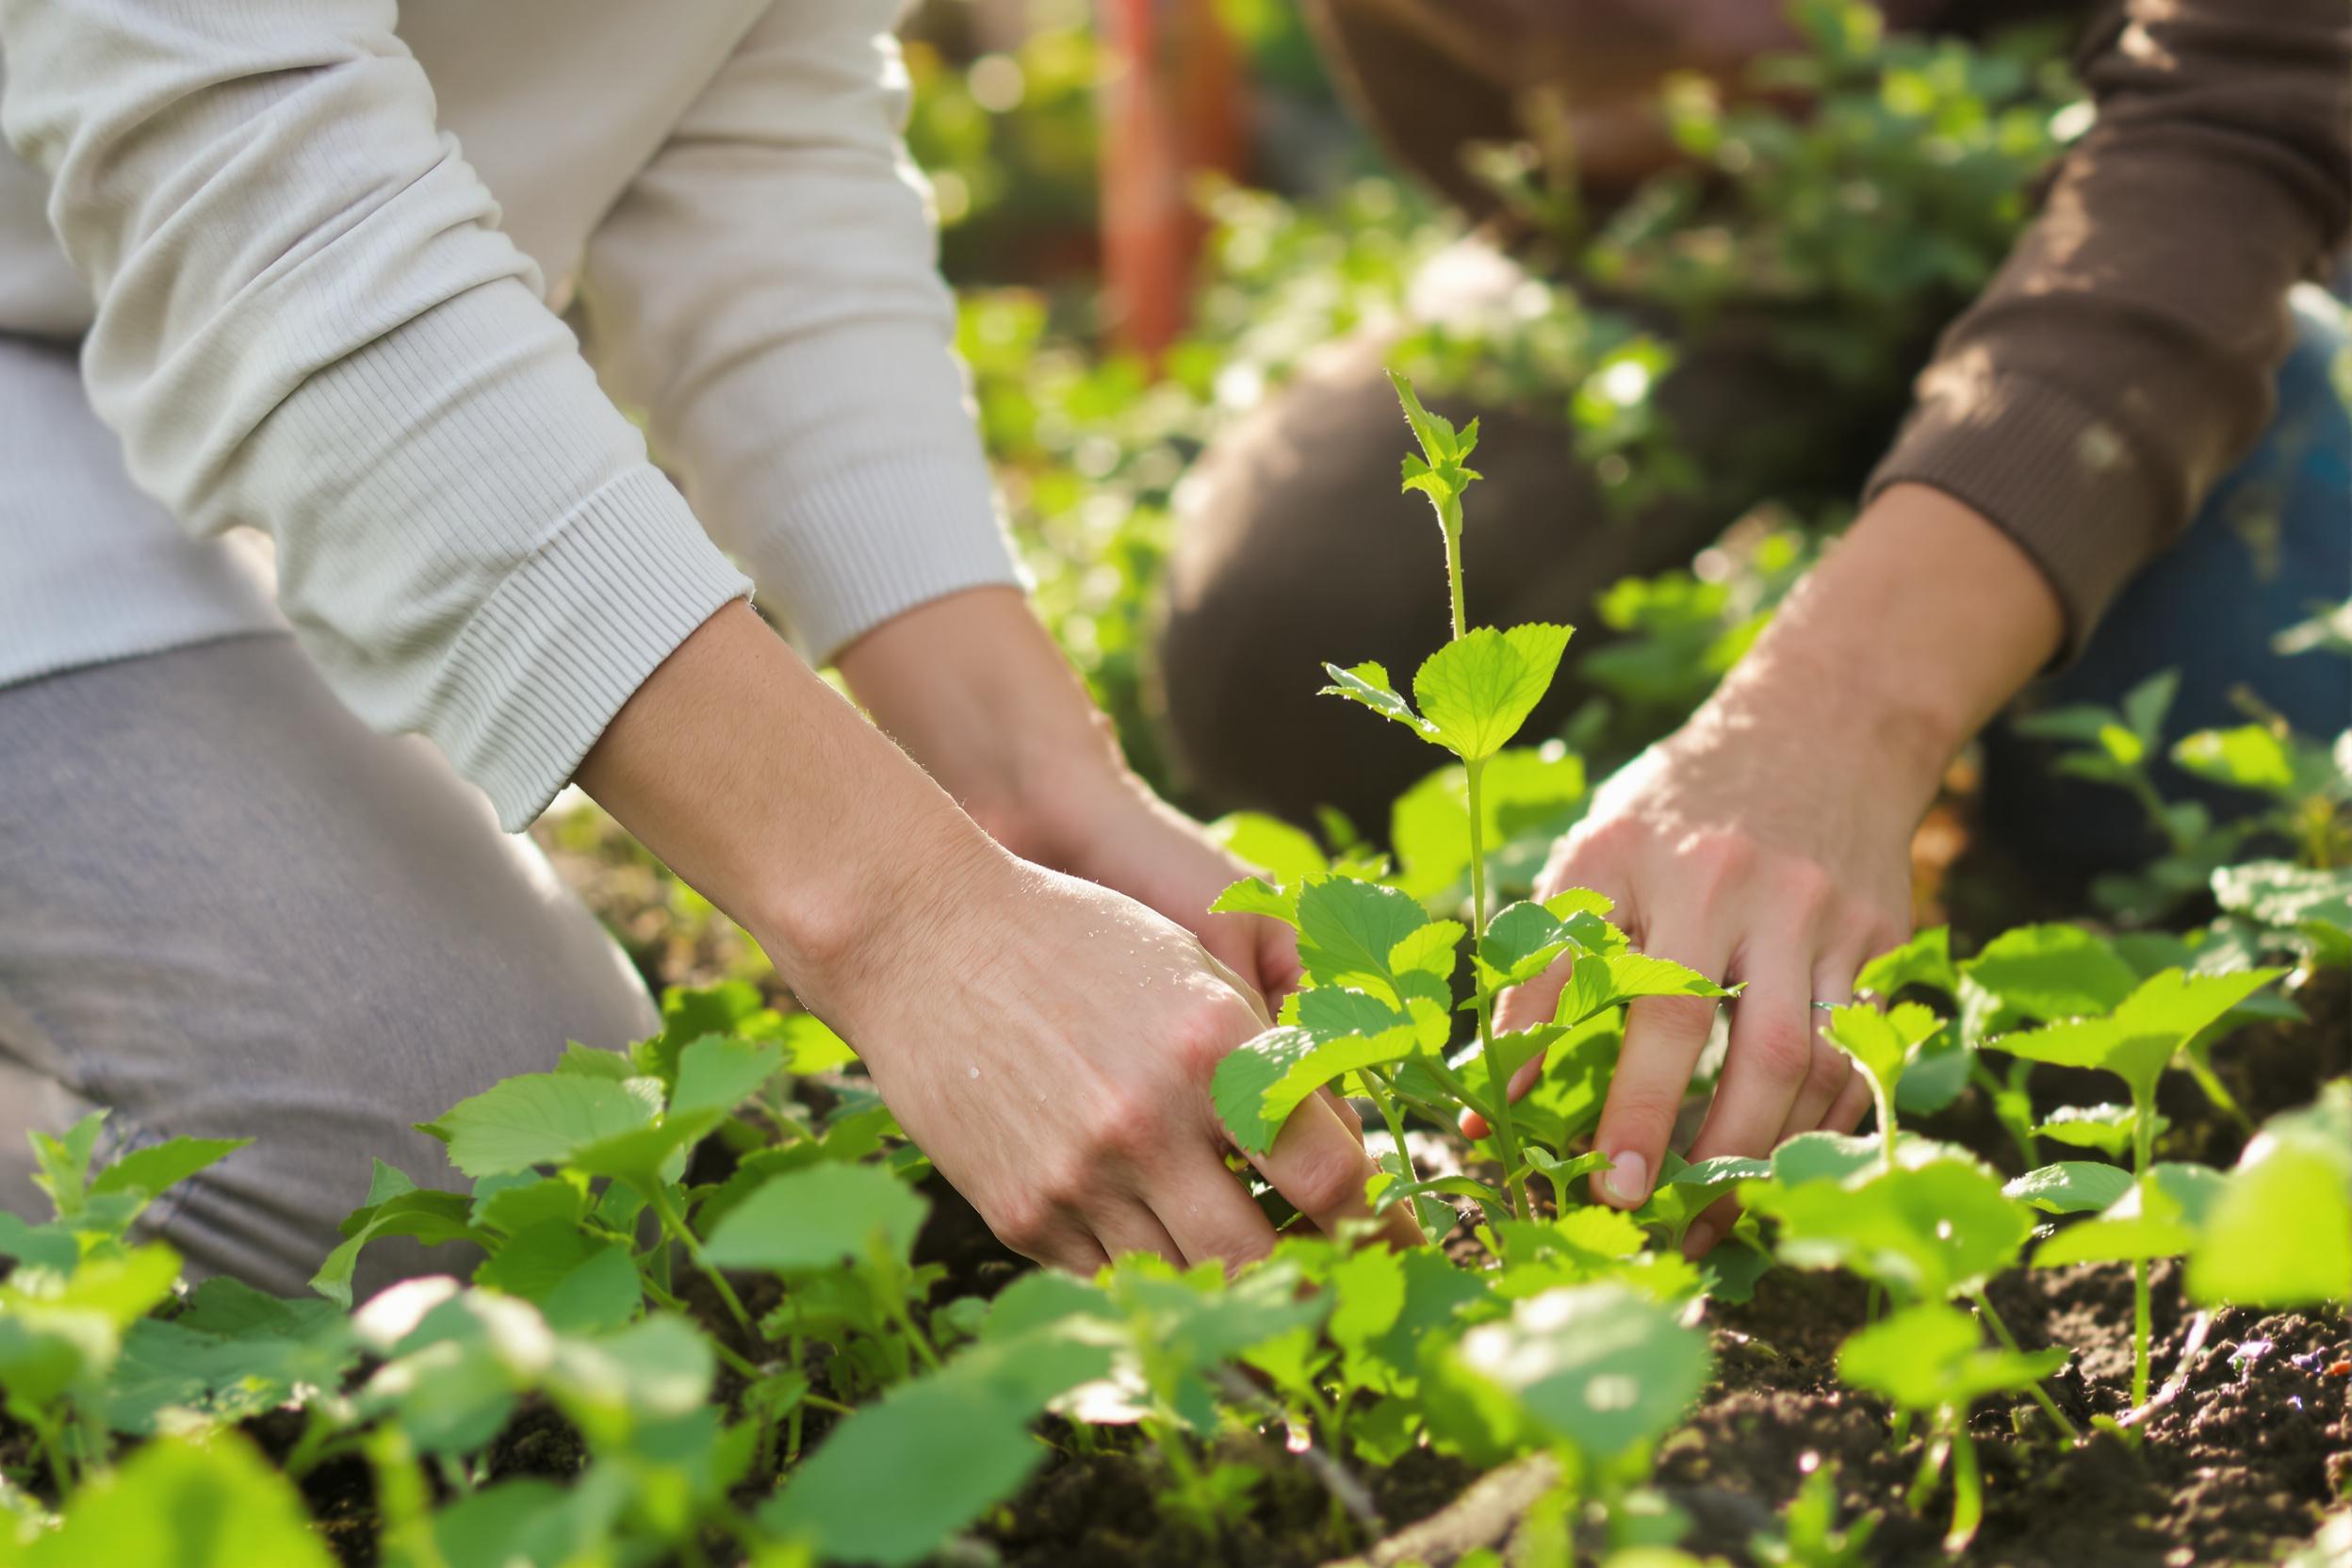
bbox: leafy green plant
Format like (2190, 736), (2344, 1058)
(1998, 967), (2283, 1405)
(2016, 670), (2350, 922)
(1210, 372), (1727, 1227)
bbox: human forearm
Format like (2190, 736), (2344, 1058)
(1704, 483), (2064, 813)
(575, 602), (1006, 1011)
(833, 586), (1132, 866)
(835, 584), (1302, 999)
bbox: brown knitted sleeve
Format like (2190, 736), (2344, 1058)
(1864, 0), (2352, 655)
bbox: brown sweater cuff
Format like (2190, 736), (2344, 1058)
(1863, 368), (2176, 664)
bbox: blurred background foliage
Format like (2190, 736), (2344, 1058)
(904, 0), (2081, 800)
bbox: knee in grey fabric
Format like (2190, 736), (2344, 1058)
(0, 632), (659, 1301)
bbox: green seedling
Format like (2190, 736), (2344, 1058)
(1999, 966), (2283, 1404)
(1838, 1301), (2067, 1552)
(1212, 372), (1724, 1224)
(1443, 1282), (1712, 1548)
(2186, 1081), (2352, 1309)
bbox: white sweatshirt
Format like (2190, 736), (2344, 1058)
(0, 0), (1023, 828)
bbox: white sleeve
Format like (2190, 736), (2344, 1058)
(0, 0), (753, 828)
(576, 0), (1023, 666)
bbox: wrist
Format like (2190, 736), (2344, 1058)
(1710, 484), (2061, 807)
(835, 586), (1135, 866)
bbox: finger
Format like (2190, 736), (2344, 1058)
(1149, 1153), (1282, 1272)
(1318, 1086), (1365, 1141)
(1252, 1093), (1422, 1250)
(1005, 1214), (1113, 1276)
(1591, 924), (1727, 1210)
(1686, 955), (1816, 1166)
(1256, 918), (1304, 1006)
(1494, 949), (1573, 1037)
(1086, 1200), (1190, 1269)
(1823, 1070), (1874, 1135)
(1197, 925), (1278, 1023)
(1778, 963), (1860, 1141)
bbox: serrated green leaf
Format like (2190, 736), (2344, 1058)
(1821, 1001), (1943, 1104)
(475, 1223), (641, 1334)
(1413, 624), (1574, 762)
(1211, 874), (1299, 926)
(1748, 1159), (2027, 1300)
(700, 1162), (927, 1273)
(2004, 1161), (2133, 1215)
(1322, 661), (1438, 740)
(1838, 1301), (2066, 1413)
(669, 1035), (783, 1120)
(1963, 923), (2141, 1030)
(1452, 1283), (1709, 1462)
(1999, 967), (2285, 1102)
(420, 1073), (663, 1179)
(1855, 926), (1957, 1001)
(88, 1137), (251, 1203)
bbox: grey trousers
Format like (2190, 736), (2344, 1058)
(0, 631), (659, 1299)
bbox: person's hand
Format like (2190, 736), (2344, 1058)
(836, 586), (1297, 1004)
(810, 847), (1412, 1272)
(580, 603), (1404, 1274)
(1467, 486), (2066, 1253)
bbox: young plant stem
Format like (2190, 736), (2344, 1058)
(1968, 1059), (2040, 1172)
(1867, 1069), (1900, 1175)
(1464, 759), (1529, 1221)
(1970, 1291), (2082, 1443)
(788, 1332), (808, 1462)
(1944, 1419), (1984, 1553)
(1360, 1070), (1430, 1240)
(873, 1257), (944, 1375)
(1417, 1055), (1498, 1129)
(648, 1182), (758, 1344)
(2130, 1086), (2158, 1409)
(1903, 1427), (1949, 1513)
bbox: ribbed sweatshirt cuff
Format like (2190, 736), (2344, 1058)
(1865, 368), (2173, 663)
(434, 465), (751, 828)
(769, 450), (1027, 665)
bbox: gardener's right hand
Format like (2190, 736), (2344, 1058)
(818, 850), (1418, 1272)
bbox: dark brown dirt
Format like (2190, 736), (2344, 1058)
(1657, 1261), (2351, 1567)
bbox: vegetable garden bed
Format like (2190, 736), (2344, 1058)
(2, 373), (2345, 1568)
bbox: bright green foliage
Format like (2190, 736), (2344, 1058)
(1838, 1300), (2064, 1551)
(2213, 860), (2352, 968)
(2032, 1102), (2148, 1159)
(1998, 968), (2283, 1104)
(1839, 1301), (2066, 1416)
(702, 1163), (925, 1275)
(2003, 1162), (2134, 1217)
(2187, 1083), (2352, 1307)
(1745, 1158), (2029, 1302)
(1412, 625), (1576, 763)
(2029, 1163), (2225, 1267)
(1818, 1001), (1944, 1168)
(1451, 1284), (1709, 1466)
(8, 1431), (335, 1568)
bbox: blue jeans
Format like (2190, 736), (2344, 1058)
(1984, 290), (2352, 873)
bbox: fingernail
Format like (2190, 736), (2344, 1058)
(1603, 1150), (1649, 1206)
(1682, 1220), (1718, 1260)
